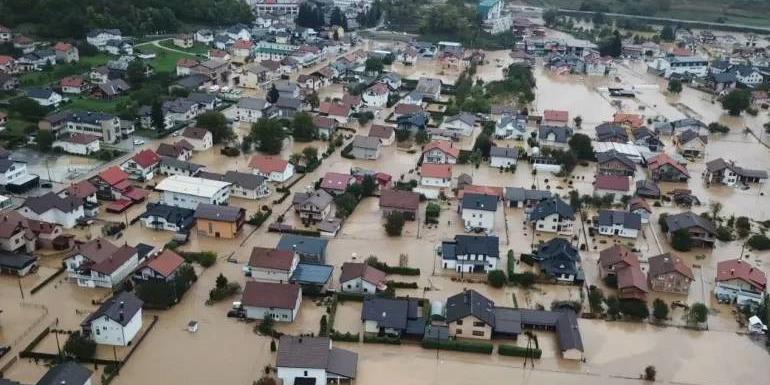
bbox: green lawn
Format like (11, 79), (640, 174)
(158, 39), (210, 55)
(63, 95), (128, 114)
(19, 54), (111, 87)
(135, 44), (199, 74)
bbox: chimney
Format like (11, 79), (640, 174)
(96, 240), (101, 249)
(731, 268), (735, 275)
(119, 311), (124, 322)
(120, 301), (125, 309)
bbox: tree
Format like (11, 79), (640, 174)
(660, 24), (675, 41)
(619, 299), (649, 320)
(721, 89), (751, 116)
(8, 97), (48, 120)
(671, 229), (693, 251)
(652, 298), (669, 320)
(127, 59), (146, 86)
(599, 30), (622, 57)
(606, 296), (621, 318)
(216, 273), (228, 289)
(487, 270), (507, 288)
(644, 365), (657, 381)
(266, 84), (280, 104)
(305, 92), (320, 109)
(36, 129), (54, 152)
(291, 112), (316, 142)
(592, 12), (606, 25)
(573, 115), (582, 128)
(196, 111), (233, 144)
(472, 132), (493, 158)
(330, 7), (348, 29)
(588, 286), (605, 314)
(258, 316), (275, 335)
(568, 133), (594, 160)
(319, 314), (328, 336)
(151, 100), (165, 130)
(667, 79), (682, 94)
(250, 119), (285, 154)
(302, 146), (318, 165)
(334, 192), (359, 218)
(63, 331), (96, 360)
(707, 122), (729, 133)
(542, 9), (559, 26)
(364, 57), (384, 75)
(384, 211), (405, 236)
(361, 175), (376, 197)
(688, 302), (708, 323)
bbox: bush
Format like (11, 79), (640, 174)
(508, 272), (535, 287)
(384, 211), (405, 236)
(319, 315), (328, 336)
(671, 229), (693, 252)
(652, 298), (669, 320)
(329, 331), (360, 342)
(644, 365), (657, 381)
(365, 257), (420, 275)
(247, 209), (272, 227)
(63, 331), (96, 361)
(387, 281), (418, 289)
(715, 226), (733, 242)
(619, 299), (649, 320)
(363, 335), (401, 344)
(422, 339), (493, 354)
(208, 281), (241, 303)
(336, 292), (366, 302)
(588, 286), (605, 314)
(181, 251), (217, 267)
(258, 316), (275, 335)
(688, 302), (708, 323)
(425, 202), (440, 223)
(748, 234), (770, 250)
(487, 270), (507, 288)
(498, 344), (542, 358)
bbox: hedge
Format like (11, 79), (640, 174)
(329, 331), (360, 342)
(363, 335), (401, 345)
(387, 281), (418, 289)
(498, 344), (542, 358)
(421, 339), (493, 354)
(336, 292), (366, 302)
(367, 260), (420, 276)
(180, 251), (217, 267)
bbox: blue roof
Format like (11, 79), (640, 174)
(290, 263), (333, 285)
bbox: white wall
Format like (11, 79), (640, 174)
(277, 367), (326, 385)
(160, 188), (230, 210)
(462, 208), (495, 231)
(90, 309), (142, 346)
(340, 278), (377, 294)
(598, 224), (639, 238)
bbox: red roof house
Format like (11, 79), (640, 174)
(716, 259), (767, 292)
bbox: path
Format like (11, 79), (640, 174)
(135, 39), (198, 56)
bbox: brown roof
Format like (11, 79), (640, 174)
(379, 189), (419, 211)
(628, 197), (651, 213)
(0, 211), (28, 238)
(421, 164), (452, 179)
(131, 149), (161, 168)
(368, 125), (394, 139)
(139, 249), (185, 278)
(319, 102), (350, 117)
(617, 265), (649, 293)
(66, 133), (99, 145)
(182, 127), (210, 140)
(716, 259), (767, 290)
(71, 238), (119, 264)
(423, 140), (460, 158)
(543, 109), (568, 122)
(648, 153), (689, 177)
(91, 245), (137, 275)
(648, 253), (694, 280)
(249, 155), (289, 173)
(320, 172), (354, 192)
(595, 175), (630, 192)
(241, 281), (301, 309)
(339, 262), (387, 286)
(64, 180), (97, 200)
(60, 76), (83, 88)
(312, 115), (337, 129)
(394, 103), (423, 115)
(248, 247), (295, 271)
(176, 58), (198, 68)
(598, 245), (639, 270)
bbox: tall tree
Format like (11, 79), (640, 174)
(267, 84), (280, 104)
(660, 25), (675, 41)
(251, 118), (285, 154)
(599, 30), (623, 57)
(568, 133), (594, 160)
(151, 100), (165, 130)
(291, 112), (316, 142)
(721, 89), (751, 116)
(196, 111), (233, 144)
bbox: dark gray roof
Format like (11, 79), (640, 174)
(635, 179), (660, 197)
(66, 111), (115, 125)
(237, 97), (267, 110)
(554, 310), (583, 352)
(187, 92), (217, 104)
(538, 125), (572, 143)
(140, 203), (195, 230)
(194, 203), (244, 222)
(0, 251), (38, 270)
(290, 263), (333, 285)
(25, 87), (55, 99)
(294, 189), (333, 210)
(445, 290), (495, 327)
(461, 193), (497, 212)
(504, 187), (551, 202)
(0, 378), (26, 385)
(445, 112), (476, 126)
(535, 237), (580, 280)
(36, 362), (92, 385)
(597, 210), (642, 230)
(677, 129), (706, 144)
(277, 234), (328, 258)
(198, 171), (266, 191)
(275, 97), (302, 109)
(276, 336), (357, 378)
(361, 298), (409, 330)
(595, 123), (628, 141)
(327, 347), (358, 378)
(174, 74), (209, 89)
(493, 307), (522, 334)
(81, 291), (142, 328)
(529, 197), (574, 221)
(665, 211), (715, 234)
(159, 156), (204, 172)
(489, 146), (518, 159)
(23, 192), (83, 214)
(453, 235), (499, 258)
(712, 71), (737, 83)
(0, 158), (19, 173)
(706, 158), (768, 179)
(596, 150), (635, 170)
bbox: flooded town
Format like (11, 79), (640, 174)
(1, 1), (770, 385)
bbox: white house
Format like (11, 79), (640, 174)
(80, 291), (142, 346)
(528, 196), (575, 235)
(26, 88), (62, 107)
(121, 149), (161, 182)
(0, 158), (35, 188)
(339, 262), (387, 294)
(241, 281), (302, 322)
(86, 29), (122, 48)
(460, 193), (497, 233)
(440, 113), (476, 137)
(19, 192), (84, 229)
(245, 247), (299, 283)
(440, 234), (500, 273)
(495, 114), (528, 140)
(420, 164), (452, 188)
(52, 133), (101, 156)
(422, 140), (459, 164)
(489, 146), (518, 168)
(249, 155), (295, 183)
(235, 97), (267, 123)
(181, 127), (213, 151)
(138, 203), (195, 233)
(64, 238), (138, 288)
(596, 210), (641, 238)
(276, 336), (358, 385)
(155, 175), (231, 210)
(731, 65), (764, 87)
(362, 83), (389, 108)
(649, 56), (709, 78)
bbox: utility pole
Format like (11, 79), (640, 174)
(18, 277), (24, 300)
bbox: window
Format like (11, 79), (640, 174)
(472, 331), (485, 337)
(304, 371), (308, 377)
(455, 328), (462, 335)
(473, 321), (485, 327)
(455, 320), (463, 325)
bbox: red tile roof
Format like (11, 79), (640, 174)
(241, 281), (301, 310)
(312, 115), (337, 129)
(60, 76), (83, 88)
(140, 249), (185, 278)
(67, 133), (99, 144)
(595, 175), (630, 192)
(716, 259), (767, 290)
(249, 155), (289, 173)
(598, 245), (639, 270)
(319, 102), (350, 117)
(647, 153), (689, 177)
(131, 149), (161, 168)
(617, 265), (649, 297)
(457, 185), (502, 199)
(98, 166), (128, 186)
(321, 172), (355, 191)
(379, 189), (419, 211)
(64, 180), (97, 200)
(339, 262), (387, 288)
(176, 58), (198, 68)
(543, 109), (569, 122)
(394, 103), (423, 115)
(0, 55), (13, 65)
(53, 42), (73, 52)
(423, 140), (460, 158)
(233, 39), (253, 49)
(421, 164), (452, 179)
(613, 112), (643, 128)
(248, 247), (295, 271)
(368, 83), (389, 95)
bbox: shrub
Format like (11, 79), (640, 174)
(329, 331), (360, 342)
(181, 251), (217, 267)
(688, 302), (708, 323)
(387, 281), (418, 289)
(508, 272), (535, 287)
(652, 298), (669, 320)
(258, 316), (275, 335)
(63, 331), (96, 360)
(208, 281), (240, 303)
(384, 211), (405, 236)
(748, 234), (770, 250)
(487, 270), (507, 288)
(336, 292), (365, 302)
(588, 286), (605, 314)
(422, 339), (493, 354)
(715, 226), (733, 242)
(671, 229), (693, 252)
(644, 365), (657, 381)
(363, 335), (401, 344)
(365, 257), (420, 275)
(619, 299), (649, 320)
(498, 344), (542, 358)
(247, 209), (272, 227)
(270, 340), (276, 352)
(319, 315), (328, 336)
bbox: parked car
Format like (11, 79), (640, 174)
(133, 139), (145, 145)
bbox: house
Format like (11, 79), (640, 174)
(715, 259), (766, 293)
(440, 234), (500, 273)
(318, 102), (350, 124)
(198, 171), (270, 200)
(235, 97), (267, 123)
(19, 193), (84, 229)
(361, 297), (421, 337)
(158, 157), (204, 177)
(362, 83), (389, 108)
(495, 114), (528, 140)
(52, 133), (100, 156)
(379, 189), (419, 220)
(312, 115), (338, 140)
(121, 149), (160, 181)
(704, 158), (768, 186)
(594, 175), (631, 203)
(64, 238), (138, 288)
(729, 65), (764, 87)
(0, 55), (17, 74)
(533, 237), (582, 283)
(162, 99), (199, 124)
(596, 150), (635, 176)
(292, 189), (333, 224)
(172, 34), (194, 49)
(350, 135), (382, 160)
(90, 166), (148, 203)
(241, 281), (302, 322)
(139, 203), (195, 233)
(632, 128), (664, 152)
(538, 125), (572, 149)
(489, 146), (518, 168)
(87, 29), (122, 48)
(598, 245), (639, 280)
(504, 187), (551, 210)
(273, 97), (303, 118)
(80, 290), (142, 346)
(0, 250), (38, 276)
(460, 193), (497, 233)
(628, 197), (652, 224)
(635, 179), (661, 199)
(92, 79), (131, 100)
(341, 94), (363, 111)
(439, 113), (476, 137)
(59, 180), (98, 214)
(595, 123), (629, 143)
(596, 210), (641, 238)
(157, 141), (194, 162)
(176, 58), (198, 77)
(60, 76), (86, 94)
(57, 111), (121, 143)
(36, 362), (92, 385)
(368, 124), (395, 146)
(647, 253), (693, 294)
(277, 234), (328, 264)
(444, 289), (498, 340)
(422, 140), (459, 164)
(420, 164), (452, 189)
(529, 197), (574, 235)
(708, 71), (737, 93)
(275, 336), (358, 385)
(339, 262), (387, 293)
(612, 112), (643, 129)
(0, 158), (39, 194)
(194, 203), (245, 239)
(674, 129), (707, 158)
(616, 262), (649, 301)
(0, 73), (19, 91)
(0, 24), (12, 42)
(414, 77), (442, 100)
(25, 88), (62, 107)
(245, 247), (298, 283)
(664, 211), (716, 247)
(542, 109), (569, 126)
(181, 127), (213, 151)
(396, 112), (429, 133)
(320, 172), (356, 196)
(156, 175), (231, 209)
(0, 211), (36, 253)
(249, 155), (294, 183)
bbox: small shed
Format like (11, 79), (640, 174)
(188, 320), (198, 333)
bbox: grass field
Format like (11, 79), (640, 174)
(136, 43), (200, 73)
(19, 54), (111, 87)
(63, 95), (128, 114)
(158, 39), (210, 55)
